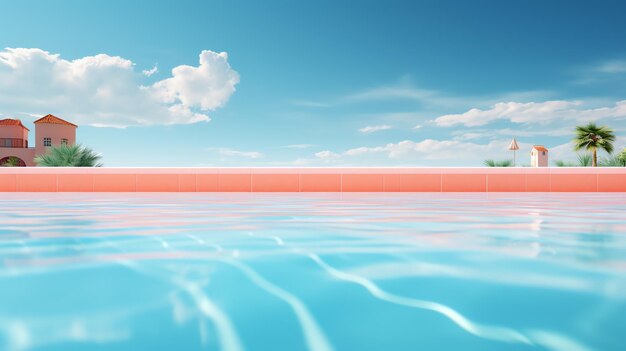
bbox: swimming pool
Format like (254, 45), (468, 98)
(0, 193), (624, 351)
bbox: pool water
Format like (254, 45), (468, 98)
(0, 193), (625, 351)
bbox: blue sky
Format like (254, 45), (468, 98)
(1, 0), (625, 166)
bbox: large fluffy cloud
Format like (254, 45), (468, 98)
(0, 48), (239, 127)
(434, 100), (626, 127)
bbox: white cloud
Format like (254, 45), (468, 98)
(142, 65), (158, 77)
(0, 48), (239, 127)
(217, 148), (263, 159)
(358, 125), (392, 134)
(152, 51), (239, 111)
(433, 100), (626, 127)
(310, 139), (576, 166)
(413, 124), (422, 129)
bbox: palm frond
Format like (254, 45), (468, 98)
(35, 144), (102, 167)
(573, 122), (616, 154)
(577, 153), (592, 167)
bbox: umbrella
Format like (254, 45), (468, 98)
(508, 138), (520, 166)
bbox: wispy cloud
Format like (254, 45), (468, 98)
(594, 59), (626, 74)
(344, 86), (438, 102)
(284, 144), (315, 149)
(215, 148), (264, 159)
(358, 125), (392, 134)
(294, 77), (554, 115)
(452, 128), (573, 141)
(310, 138), (587, 167)
(573, 58), (626, 86)
(142, 65), (158, 77)
(433, 100), (626, 127)
(292, 100), (330, 108)
(314, 150), (341, 160)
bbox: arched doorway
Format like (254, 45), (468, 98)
(0, 156), (27, 167)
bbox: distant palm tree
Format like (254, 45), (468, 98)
(554, 153), (592, 167)
(618, 148), (626, 167)
(573, 122), (615, 167)
(484, 159), (513, 167)
(35, 144), (102, 167)
(599, 155), (624, 167)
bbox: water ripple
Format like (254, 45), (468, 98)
(0, 193), (624, 350)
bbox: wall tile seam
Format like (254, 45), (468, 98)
(485, 174), (489, 193)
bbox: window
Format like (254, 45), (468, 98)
(542, 151), (545, 156)
(61, 138), (68, 145)
(43, 137), (51, 147)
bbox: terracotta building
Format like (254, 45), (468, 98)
(0, 114), (77, 166)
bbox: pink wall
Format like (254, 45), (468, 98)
(1, 167), (625, 192)
(0, 147), (36, 166)
(34, 124), (76, 157)
(0, 124), (34, 166)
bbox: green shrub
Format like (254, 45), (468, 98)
(35, 144), (102, 167)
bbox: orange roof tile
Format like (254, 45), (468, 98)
(0, 118), (30, 131)
(33, 114), (77, 127)
(532, 145), (548, 152)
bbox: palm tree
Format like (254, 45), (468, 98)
(35, 144), (103, 167)
(573, 122), (615, 167)
(484, 159), (513, 167)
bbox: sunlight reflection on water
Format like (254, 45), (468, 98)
(0, 193), (625, 351)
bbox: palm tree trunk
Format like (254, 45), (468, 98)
(593, 150), (597, 167)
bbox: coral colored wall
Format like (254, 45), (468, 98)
(0, 167), (625, 192)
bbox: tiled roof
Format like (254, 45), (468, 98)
(0, 118), (30, 131)
(33, 114), (78, 127)
(533, 145), (548, 152)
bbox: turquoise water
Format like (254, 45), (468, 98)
(0, 193), (625, 351)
